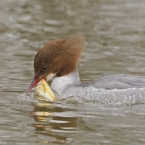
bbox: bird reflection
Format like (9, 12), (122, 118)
(31, 102), (79, 144)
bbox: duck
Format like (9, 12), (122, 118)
(26, 35), (145, 105)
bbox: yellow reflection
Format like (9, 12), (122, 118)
(33, 111), (51, 117)
(31, 102), (78, 143)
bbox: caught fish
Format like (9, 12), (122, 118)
(34, 79), (56, 102)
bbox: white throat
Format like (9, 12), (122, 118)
(50, 70), (81, 98)
(46, 73), (56, 81)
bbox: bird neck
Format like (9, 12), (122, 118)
(50, 69), (81, 97)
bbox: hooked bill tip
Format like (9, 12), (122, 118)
(26, 76), (40, 94)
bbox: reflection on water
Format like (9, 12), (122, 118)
(1, 93), (145, 144)
(1, 0), (145, 144)
(31, 102), (78, 144)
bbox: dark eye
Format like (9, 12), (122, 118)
(42, 66), (47, 71)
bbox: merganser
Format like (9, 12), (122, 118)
(26, 35), (145, 105)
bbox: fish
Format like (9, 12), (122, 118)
(34, 79), (56, 102)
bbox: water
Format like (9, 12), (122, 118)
(1, 0), (145, 144)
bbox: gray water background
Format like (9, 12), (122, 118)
(1, 0), (145, 144)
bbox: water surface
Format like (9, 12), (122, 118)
(1, 0), (145, 144)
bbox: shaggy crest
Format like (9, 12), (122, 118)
(34, 35), (85, 77)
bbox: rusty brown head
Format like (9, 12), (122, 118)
(26, 35), (85, 93)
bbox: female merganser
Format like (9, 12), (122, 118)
(26, 36), (145, 105)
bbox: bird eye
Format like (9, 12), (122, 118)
(42, 66), (47, 71)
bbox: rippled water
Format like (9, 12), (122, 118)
(1, 0), (145, 144)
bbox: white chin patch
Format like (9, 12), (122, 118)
(46, 73), (56, 81)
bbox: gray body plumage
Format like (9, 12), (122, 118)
(51, 70), (145, 105)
